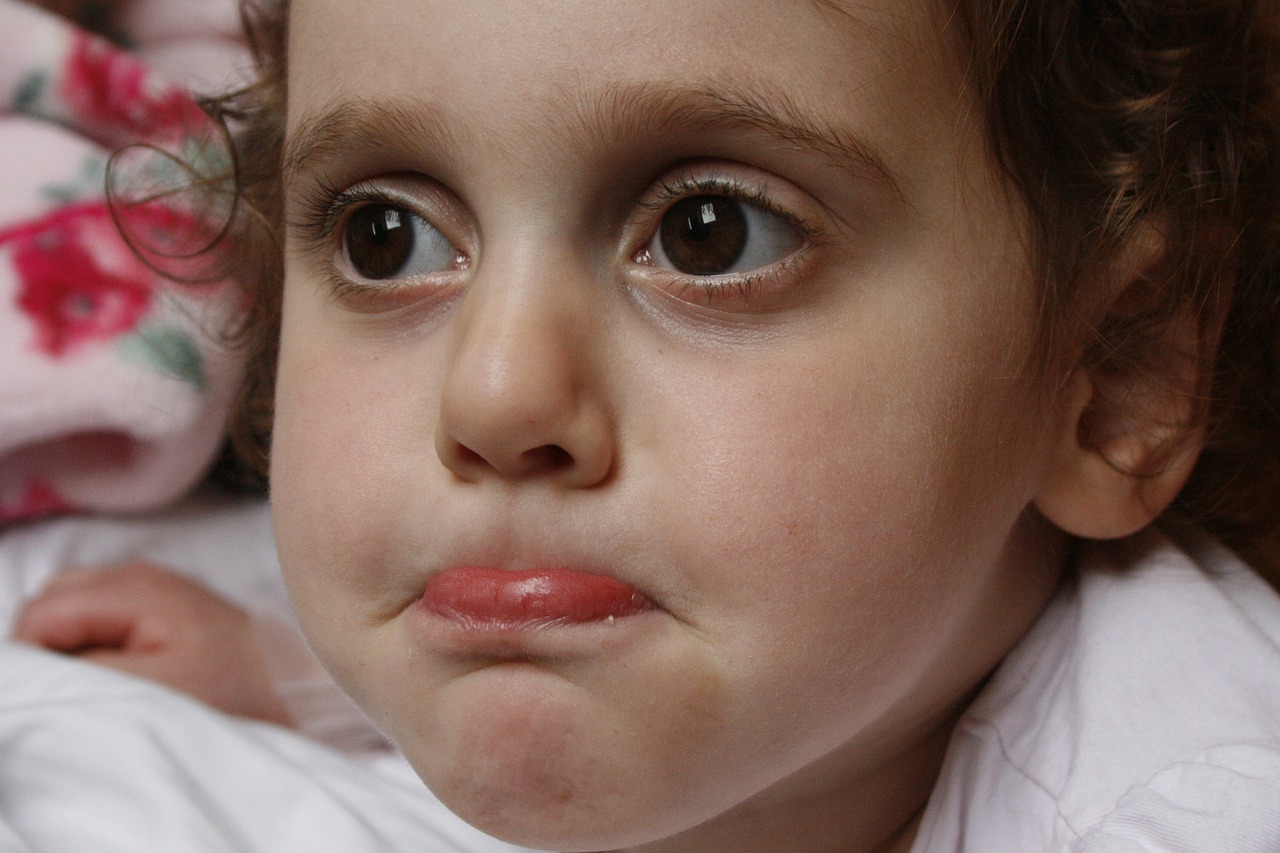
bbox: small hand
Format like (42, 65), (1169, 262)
(13, 562), (293, 726)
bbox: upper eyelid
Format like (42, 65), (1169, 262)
(636, 170), (827, 245)
(288, 178), (464, 256)
(643, 174), (765, 209)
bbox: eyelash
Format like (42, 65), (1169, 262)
(640, 173), (811, 231)
(290, 176), (397, 254)
(656, 255), (807, 305)
(289, 170), (824, 306)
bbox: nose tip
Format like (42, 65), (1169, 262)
(433, 292), (615, 489)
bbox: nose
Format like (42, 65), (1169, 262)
(434, 263), (615, 489)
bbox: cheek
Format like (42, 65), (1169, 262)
(649, 279), (1042, 582)
(269, 316), (437, 648)
(663, 382), (938, 671)
(637, 321), (1044, 735)
(652, 351), (937, 595)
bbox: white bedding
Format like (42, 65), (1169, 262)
(0, 494), (532, 853)
(0, 491), (292, 633)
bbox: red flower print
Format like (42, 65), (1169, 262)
(4, 203), (156, 358)
(0, 481), (73, 525)
(60, 34), (207, 138)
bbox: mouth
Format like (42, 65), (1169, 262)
(418, 566), (657, 630)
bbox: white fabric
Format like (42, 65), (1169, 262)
(0, 642), (533, 853)
(0, 493), (534, 853)
(914, 526), (1280, 852)
(0, 490), (286, 632)
(0, 490), (385, 750)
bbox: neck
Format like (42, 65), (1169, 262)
(617, 712), (953, 853)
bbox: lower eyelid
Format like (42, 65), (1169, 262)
(322, 263), (468, 319)
(633, 251), (813, 313)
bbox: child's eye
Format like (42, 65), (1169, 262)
(644, 194), (803, 277)
(342, 202), (461, 281)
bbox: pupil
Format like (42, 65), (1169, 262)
(659, 195), (748, 275)
(346, 204), (413, 279)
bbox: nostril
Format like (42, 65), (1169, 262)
(523, 444), (573, 472)
(446, 441), (575, 478)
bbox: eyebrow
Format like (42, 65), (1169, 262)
(282, 81), (904, 200)
(282, 98), (466, 186)
(567, 81), (905, 197)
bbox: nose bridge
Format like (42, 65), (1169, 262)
(453, 266), (577, 423)
(435, 244), (613, 487)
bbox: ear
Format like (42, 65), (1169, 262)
(1033, 229), (1221, 540)
(1034, 369), (1205, 540)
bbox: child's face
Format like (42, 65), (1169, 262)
(272, 0), (1076, 849)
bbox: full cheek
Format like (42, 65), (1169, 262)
(639, 342), (1025, 797)
(670, 412), (923, 753)
(270, 310), (446, 702)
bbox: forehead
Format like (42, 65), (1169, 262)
(289, 0), (938, 75)
(286, 0), (963, 178)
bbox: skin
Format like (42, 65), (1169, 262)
(13, 563), (292, 727)
(271, 0), (1098, 850)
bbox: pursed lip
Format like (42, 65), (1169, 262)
(418, 565), (657, 630)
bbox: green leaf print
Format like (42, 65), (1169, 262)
(117, 323), (205, 390)
(14, 71), (46, 113)
(41, 156), (107, 205)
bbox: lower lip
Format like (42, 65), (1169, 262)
(420, 567), (655, 628)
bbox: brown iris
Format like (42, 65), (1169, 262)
(658, 196), (748, 275)
(346, 204), (414, 280)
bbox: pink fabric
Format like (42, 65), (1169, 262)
(0, 0), (249, 522)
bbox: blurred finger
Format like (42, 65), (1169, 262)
(13, 588), (140, 652)
(13, 563), (173, 651)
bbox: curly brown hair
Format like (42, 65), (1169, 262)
(952, 0), (1280, 580)
(198, 0), (288, 481)
(206, 0), (1280, 581)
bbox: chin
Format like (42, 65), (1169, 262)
(416, 749), (678, 852)
(391, 676), (702, 853)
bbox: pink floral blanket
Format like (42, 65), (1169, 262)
(0, 0), (248, 523)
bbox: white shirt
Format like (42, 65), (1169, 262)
(914, 527), (1280, 852)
